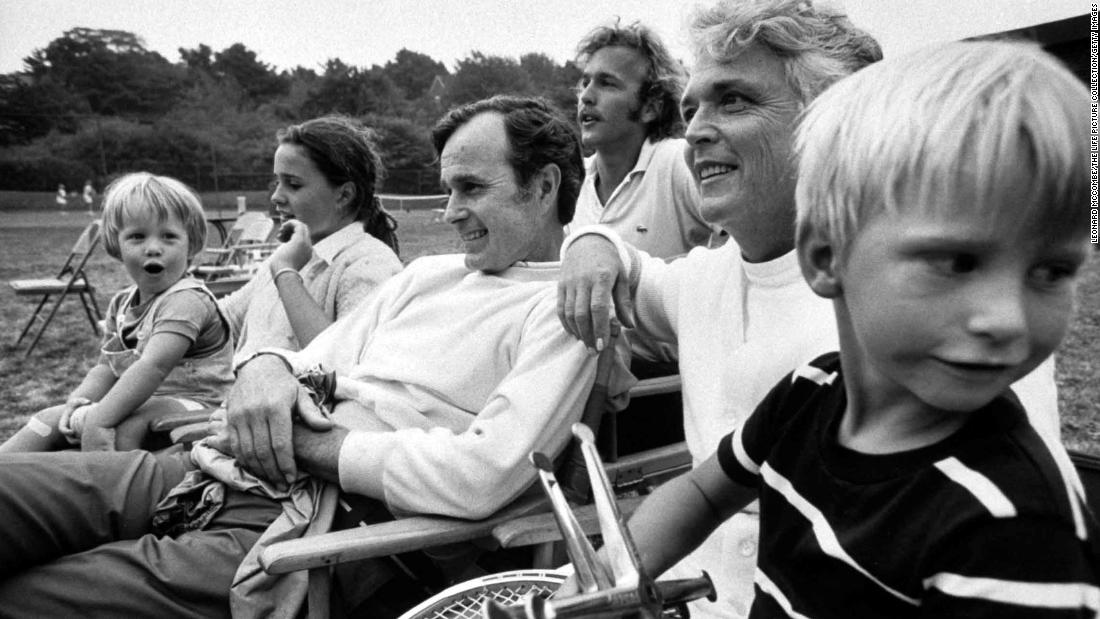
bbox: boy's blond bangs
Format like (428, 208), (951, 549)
(795, 40), (1090, 255)
(101, 172), (208, 260)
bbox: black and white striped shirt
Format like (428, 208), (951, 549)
(717, 353), (1099, 618)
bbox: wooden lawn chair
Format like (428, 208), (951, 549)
(452, 423), (712, 619)
(192, 212), (279, 296)
(191, 212), (250, 272)
(257, 341), (691, 619)
(10, 219), (104, 356)
(192, 212), (274, 269)
(149, 407), (217, 445)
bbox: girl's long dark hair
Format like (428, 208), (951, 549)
(277, 115), (399, 256)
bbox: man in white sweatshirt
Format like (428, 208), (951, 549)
(0, 95), (629, 617)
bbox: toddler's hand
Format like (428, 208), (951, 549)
(59, 401), (93, 444)
(270, 220), (313, 273)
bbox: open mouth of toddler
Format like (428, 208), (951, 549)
(143, 263), (164, 274)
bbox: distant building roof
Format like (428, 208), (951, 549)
(969, 13), (1088, 83)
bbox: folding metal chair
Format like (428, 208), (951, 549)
(10, 219), (104, 356)
(192, 212), (279, 296)
(482, 423), (713, 619)
(399, 419), (711, 619)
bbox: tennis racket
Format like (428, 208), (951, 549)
(398, 568), (693, 619)
(399, 569), (566, 619)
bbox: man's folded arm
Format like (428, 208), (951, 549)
(335, 302), (609, 520)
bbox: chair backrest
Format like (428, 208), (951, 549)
(193, 213), (277, 273)
(557, 328), (622, 503)
(235, 212), (276, 244)
(219, 225), (245, 251)
(60, 220), (102, 279)
(73, 219), (101, 253)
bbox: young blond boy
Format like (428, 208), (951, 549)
(611, 41), (1099, 617)
(0, 173), (235, 453)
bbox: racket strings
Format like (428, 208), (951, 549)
(405, 572), (564, 619)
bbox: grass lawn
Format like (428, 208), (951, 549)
(1, 198), (1098, 456)
(0, 203), (460, 441)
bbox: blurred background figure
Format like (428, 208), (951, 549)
(83, 179), (97, 215)
(55, 183), (68, 208)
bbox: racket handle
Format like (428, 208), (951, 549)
(657, 572), (717, 604)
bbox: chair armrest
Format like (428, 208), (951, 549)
(241, 242), (280, 252)
(492, 495), (645, 549)
(149, 410), (214, 433)
(193, 265), (248, 277)
(493, 443), (691, 552)
(260, 494), (549, 575)
(604, 442), (691, 493)
(169, 422), (211, 445)
(629, 374), (681, 399)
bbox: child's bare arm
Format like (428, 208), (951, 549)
(83, 331), (192, 431)
(67, 363), (118, 404)
(57, 363), (118, 440)
(629, 454), (758, 579)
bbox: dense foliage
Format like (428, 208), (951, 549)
(0, 29), (583, 194)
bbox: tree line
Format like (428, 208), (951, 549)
(0, 27), (582, 195)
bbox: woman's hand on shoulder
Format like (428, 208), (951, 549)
(557, 234), (634, 352)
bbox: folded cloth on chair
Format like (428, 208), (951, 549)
(180, 439), (338, 619)
(151, 370), (341, 619)
(150, 470), (227, 537)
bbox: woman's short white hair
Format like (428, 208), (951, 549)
(689, 0), (882, 105)
(794, 40), (1090, 255)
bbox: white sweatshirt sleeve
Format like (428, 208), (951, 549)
(336, 295), (602, 519)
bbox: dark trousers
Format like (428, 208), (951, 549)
(0, 449), (280, 618)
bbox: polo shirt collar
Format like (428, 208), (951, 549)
(628, 137), (660, 177)
(586, 137), (660, 180)
(313, 221), (363, 264)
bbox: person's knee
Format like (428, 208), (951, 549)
(29, 405), (66, 436)
(0, 406), (68, 453)
(114, 414), (154, 451)
(33, 404), (66, 425)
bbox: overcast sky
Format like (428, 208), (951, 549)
(0, 0), (1087, 75)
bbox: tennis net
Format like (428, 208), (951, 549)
(378, 194), (448, 212)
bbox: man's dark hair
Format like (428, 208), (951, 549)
(432, 95), (584, 225)
(576, 19), (687, 140)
